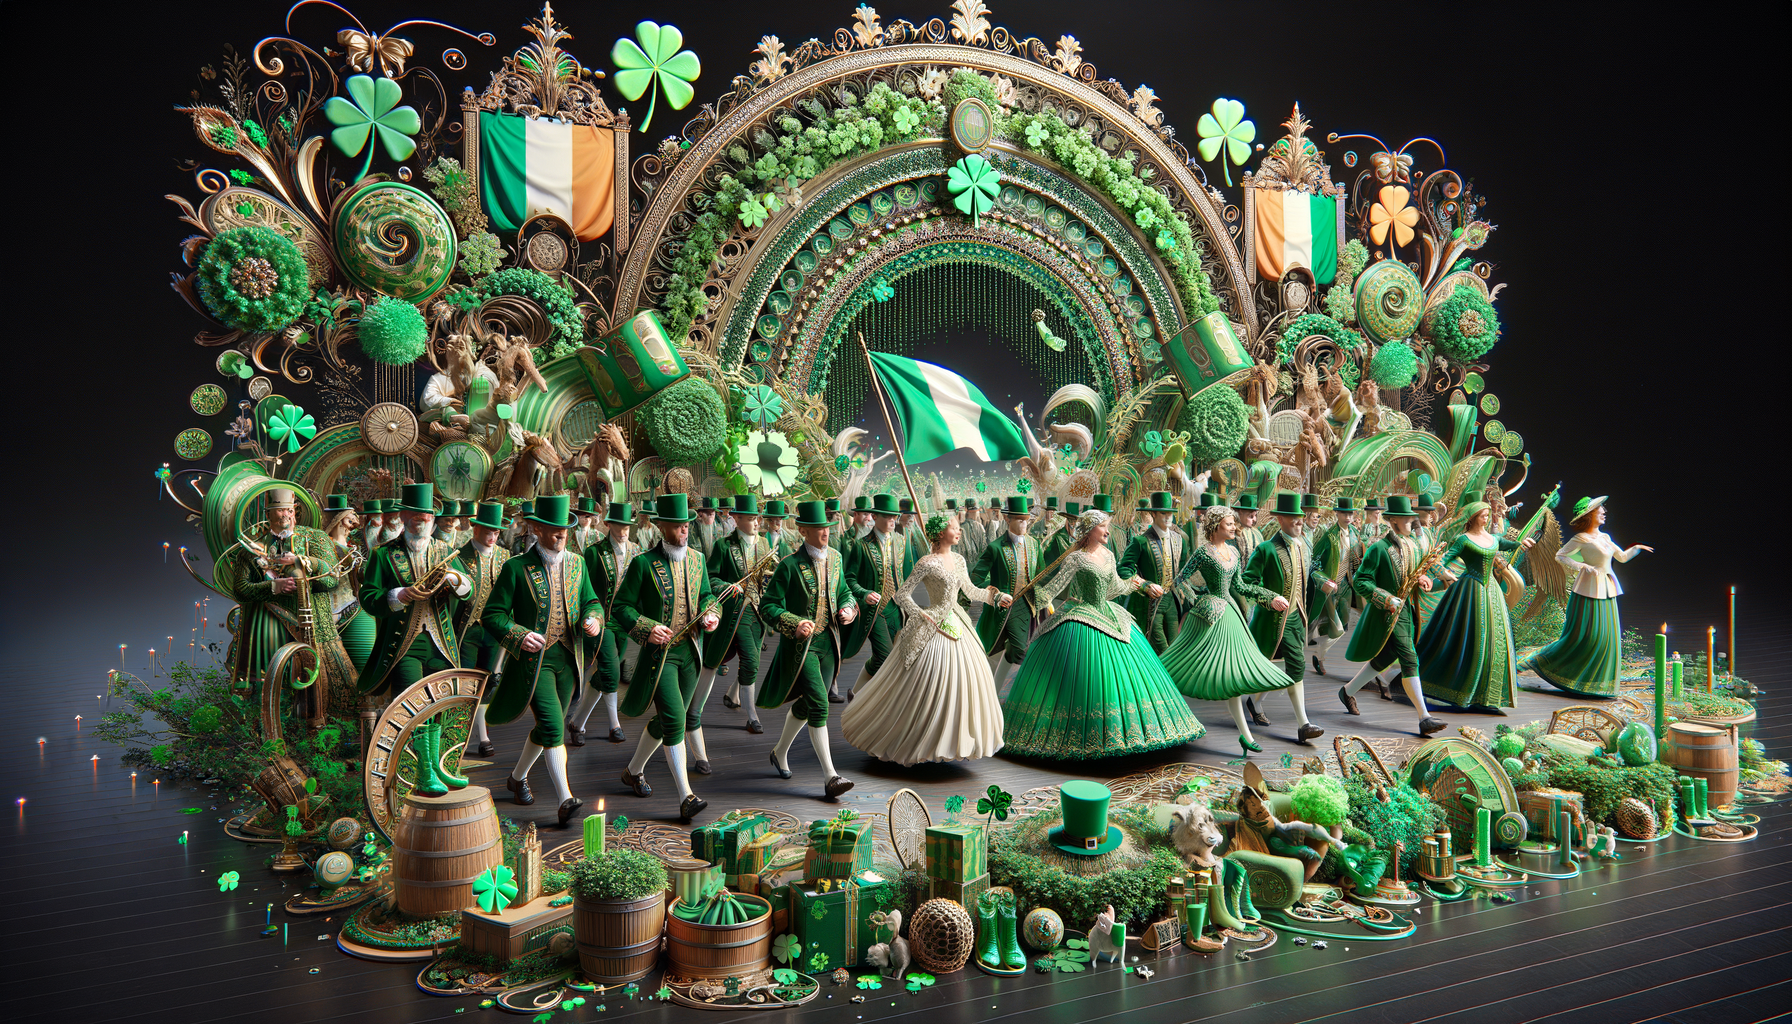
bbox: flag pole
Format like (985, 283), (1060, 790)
(857, 332), (923, 511)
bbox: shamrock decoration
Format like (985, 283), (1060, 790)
(266, 403), (317, 454)
(835, 454), (850, 473)
(808, 951), (831, 973)
(771, 968), (801, 985)
(1414, 472), (1444, 503)
(472, 864), (518, 914)
(946, 154), (1000, 227)
(975, 481), (987, 493)
(654, 986), (674, 1001)
(1024, 120), (1050, 148)
(856, 976), (882, 990)
(976, 784), (1013, 824)
(739, 430), (800, 495)
(871, 277), (895, 302)
(772, 932), (801, 965)
(1156, 228), (1177, 252)
(943, 794), (966, 823)
(218, 870), (241, 892)
(1195, 98), (1255, 187)
(742, 384), (784, 428)
(904, 972), (936, 993)
(892, 104), (920, 133)
(1141, 430), (1166, 458)
(611, 21), (701, 132)
(1369, 185), (1420, 249)
(611, 814), (628, 834)
(323, 75), (421, 182)
(1015, 477), (1032, 494)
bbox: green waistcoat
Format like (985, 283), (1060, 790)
(482, 549), (602, 724)
(612, 544), (713, 718)
(971, 530), (1040, 652)
(356, 537), (468, 693)
(757, 549), (857, 705)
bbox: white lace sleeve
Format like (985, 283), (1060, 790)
(1032, 550), (1080, 608)
(953, 553), (993, 605)
(894, 557), (929, 618)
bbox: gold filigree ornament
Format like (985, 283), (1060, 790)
(337, 29), (415, 77)
(851, 5), (884, 48)
(950, 0), (993, 46)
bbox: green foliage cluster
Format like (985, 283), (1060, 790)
(1540, 751), (1677, 827)
(1668, 691), (1754, 719)
(1342, 776), (1447, 877)
(1321, 240), (1369, 325)
(660, 81), (940, 341)
(1429, 284), (1501, 362)
(422, 156), (489, 237)
(943, 69), (1000, 113)
(1368, 341), (1419, 389)
(1288, 774), (1350, 827)
(477, 268), (586, 358)
(568, 848), (668, 902)
(1009, 108), (1220, 317)
(1511, 586), (1566, 648)
(357, 297), (429, 365)
(1177, 383), (1250, 466)
(1276, 313), (1362, 366)
(458, 232), (504, 278)
(987, 807), (1177, 931)
(640, 377), (728, 466)
(195, 225), (311, 332)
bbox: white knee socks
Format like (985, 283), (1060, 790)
(1227, 697), (1255, 744)
(544, 744), (572, 804)
(1344, 662), (1382, 696)
(771, 710), (805, 773)
(1285, 680), (1311, 726)
(471, 704), (490, 744)
(689, 727), (708, 762)
(627, 731), (662, 776)
(740, 681), (760, 724)
(663, 742), (694, 801)
(809, 724), (839, 780)
(511, 739), (544, 781)
(575, 689), (621, 732)
(1401, 676), (1430, 724)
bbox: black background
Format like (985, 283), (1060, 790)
(2, 0), (1784, 673)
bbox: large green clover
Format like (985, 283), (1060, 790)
(266, 404), (317, 454)
(946, 154), (1000, 227)
(1195, 98), (1255, 187)
(738, 430), (799, 495)
(738, 195), (769, 230)
(324, 75), (420, 183)
(742, 385), (784, 428)
(1141, 430), (1166, 458)
(472, 864), (518, 914)
(772, 933), (802, 965)
(976, 784), (1013, 824)
(611, 21), (701, 133)
(871, 278), (895, 302)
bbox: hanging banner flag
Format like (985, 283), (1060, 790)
(1254, 189), (1337, 284)
(479, 111), (616, 241)
(868, 352), (1030, 465)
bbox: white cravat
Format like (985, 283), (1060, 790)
(538, 546), (566, 570)
(1008, 531), (1026, 545)
(663, 542), (689, 562)
(806, 544), (830, 561)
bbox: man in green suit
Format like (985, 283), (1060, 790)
(1336, 496), (1444, 735)
(612, 493), (720, 823)
(1041, 500), (1079, 569)
(482, 494), (605, 826)
(694, 497), (723, 559)
(1241, 491), (1325, 745)
(1308, 496), (1363, 678)
(972, 496), (1040, 694)
(457, 501), (513, 758)
(356, 483), (472, 698)
(568, 501), (637, 747)
(757, 500), (860, 800)
(841, 492), (915, 699)
(1223, 492), (1277, 727)
(704, 494), (779, 739)
(1119, 491), (1188, 653)
(230, 487), (353, 717)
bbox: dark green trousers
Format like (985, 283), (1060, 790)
(1367, 616), (1420, 677)
(640, 640), (703, 746)
(1272, 613), (1307, 683)
(388, 635), (454, 693)
(1142, 598), (1183, 655)
(789, 635), (840, 728)
(584, 629), (625, 694)
(863, 603), (899, 675)
(527, 643), (580, 748)
(705, 614), (763, 685)
(986, 603), (1030, 665)
(459, 638), (501, 705)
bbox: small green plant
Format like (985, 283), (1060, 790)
(568, 848), (668, 902)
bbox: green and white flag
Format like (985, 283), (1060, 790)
(869, 352), (1029, 465)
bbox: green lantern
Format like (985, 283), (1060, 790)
(575, 309), (692, 419)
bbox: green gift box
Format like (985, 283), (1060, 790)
(727, 831), (785, 889)
(928, 872), (989, 917)
(758, 876), (793, 936)
(803, 815), (873, 882)
(692, 811), (771, 872)
(788, 873), (893, 970)
(924, 822), (987, 882)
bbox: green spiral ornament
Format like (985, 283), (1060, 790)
(331, 182), (457, 302)
(1354, 259), (1423, 344)
(1493, 811), (1529, 848)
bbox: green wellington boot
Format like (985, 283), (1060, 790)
(997, 894), (1026, 969)
(410, 724), (449, 797)
(432, 723), (470, 789)
(976, 896), (1001, 969)
(1236, 867), (1261, 924)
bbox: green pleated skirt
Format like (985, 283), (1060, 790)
(1161, 602), (1294, 700)
(1527, 593), (1622, 698)
(338, 604), (377, 670)
(1002, 620), (1203, 759)
(1417, 574), (1518, 709)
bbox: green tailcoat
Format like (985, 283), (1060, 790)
(1345, 533), (1421, 663)
(1118, 527), (1188, 624)
(1309, 523), (1364, 637)
(755, 549), (857, 705)
(581, 535), (637, 644)
(702, 530), (775, 670)
(971, 530), (1041, 653)
(842, 529), (915, 658)
(356, 537), (468, 693)
(231, 525), (353, 701)
(482, 549), (603, 724)
(1243, 532), (1322, 658)
(612, 545), (714, 718)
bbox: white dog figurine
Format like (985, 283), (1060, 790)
(1090, 905), (1124, 964)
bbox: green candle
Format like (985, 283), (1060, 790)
(1557, 811), (1574, 869)
(1672, 656), (1683, 700)
(1475, 807), (1492, 867)
(1696, 778), (1710, 818)
(583, 807), (606, 858)
(1654, 628), (1668, 749)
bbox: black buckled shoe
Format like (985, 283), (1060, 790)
(567, 726), (587, 748)
(1338, 687), (1359, 716)
(770, 753), (791, 780)
(722, 692), (741, 710)
(824, 776), (854, 799)
(620, 769), (652, 798)
(1311, 654), (1327, 678)
(746, 719), (764, 734)
(827, 687), (844, 704)
(473, 740), (495, 757)
(693, 759), (711, 776)
(607, 727), (627, 743)
(557, 796), (582, 827)
(1246, 698), (1270, 726)
(1419, 716), (1448, 736)
(679, 794), (708, 823)
(1296, 723), (1325, 744)
(506, 776), (534, 806)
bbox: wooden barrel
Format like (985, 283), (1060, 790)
(253, 756), (316, 821)
(574, 893), (666, 984)
(1664, 722), (1738, 811)
(665, 894), (773, 979)
(390, 786), (502, 917)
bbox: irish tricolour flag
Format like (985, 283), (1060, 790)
(869, 352), (1030, 465)
(1254, 190), (1337, 284)
(478, 111), (616, 241)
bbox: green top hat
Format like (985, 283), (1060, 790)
(1570, 495), (1607, 523)
(520, 499), (536, 517)
(653, 493), (696, 523)
(1365, 496), (1384, 511)
(718, 496), (734, 511)
(528, 493), (577, 528)
(395, 482), (437, 513)
(1273, 492), (1304, 517)
(1063, 501), (1081, 517)
(577, 496), (598, 515)
(945, 499), (958, 510)
(698, 496), (716, 511)
(378, 498), (397, 513)
(1383, 495), (1418, 517)
(1089, 493), (1115, 514)
(322, 493), (351, 513)
(794, 500), (829, 527)
(639, 499), (656, 518)
(1333, 496), (1357, 513)
(471, 501), (511, 531)
(1414, 495), (1437, 512)
(963, 498), (978, 509)
(360, 498), (383, 515)
(852, 495), (872, 511)
(462, 500), (481, 516)
(825, 497), (842, 514)
(1003, 495), (1032, 516)
(1044, 496), (1059, 510)
(1135, 497), (1149, 510)
(1232, 492), (1258, 511)
(1197, 491), (1222, 509)
(899, 497), (915, 514)
(604, 501), (634, 525)
(871, 493), (901, 516)
(767, 499), (792, 519)
(1048, 780), (1124, 856)
(730, 494), (760, 516)
(1301, 492), (1321, 513)
(1148, 491), (1176, 512)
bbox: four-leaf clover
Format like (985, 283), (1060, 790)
(946, 154), (1000, 227)
(773, 933), (802, 965)
(217, 870), (241, 892)
(742, 384), (785, 428)
(892, 105), (920, 134)
(267, 404), (317, 454)
(1369, 185), (1420, 249)
(472, 864), (518, 913)
(1141, 430), (1166, 458)
(1195, 97), (1255, 187)
(738, 195), (769, 230)
(904, 972), (936, 992)
(1024, 120), (1050, 148)
(1015, 477), (1032, 494)
(611, 21), (701, 132)
(323, 75), (420, 182)
(738, 430), (800, 495)
(976, 784), (1013, 823)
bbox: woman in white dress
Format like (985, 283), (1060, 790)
(842, 513), (1005, 765)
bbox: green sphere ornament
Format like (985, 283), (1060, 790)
(1022, 907), (1064, 952)
(357, 297), (429, 366)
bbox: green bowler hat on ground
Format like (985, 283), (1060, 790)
(1048, 780), (1124, 856)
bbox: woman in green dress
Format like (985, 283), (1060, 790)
(1526, 496), (1652, 697)
(1002, 509), (1204, 759)
(1416, 501), (1535, 712)
(1160, 506), (1302, 755)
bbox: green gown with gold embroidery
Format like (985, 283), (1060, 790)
(1160, 545), (1297, 700)
(1417, 534), (1521, 709)
(1002, 548), (1203, 759)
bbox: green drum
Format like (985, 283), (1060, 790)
(1406, 737), (1522, 852)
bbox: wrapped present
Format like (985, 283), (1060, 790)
(923, 822), (987, 883)
(1519, 788), (1585, 842)
(788, 873), (893, 969)
(691, 812), (772, 873)
(929, 872), (989, 917)
(727, 831), (785, 888)
(803, 813), (873, 882)
(758, 876), (792, 936)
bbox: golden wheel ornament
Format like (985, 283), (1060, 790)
(361, 401), (420, 455)
(885, 787), (932, 871)
(361, 667), (489, 842)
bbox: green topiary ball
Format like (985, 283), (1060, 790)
(1428, 284), (1501, 362)
(1178, 384), (1250, 466)
(357, 297), (429, 365)
(1368, 342), (1419, 389)
(640, 377), (727, 467)
(195, 225), (310, 332)
(1289, 774), (1350, 827)
(1493, 732), (1526, 759)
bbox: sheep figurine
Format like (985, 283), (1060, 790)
(865, 908), (911, 980)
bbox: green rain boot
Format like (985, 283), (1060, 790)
(997, 894), (1026, 969)
(410, 724), (448, 797)
(432, 723), (470, 789)
(1237, 867), (1261, 924)
(976, 896), (1001, 969)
